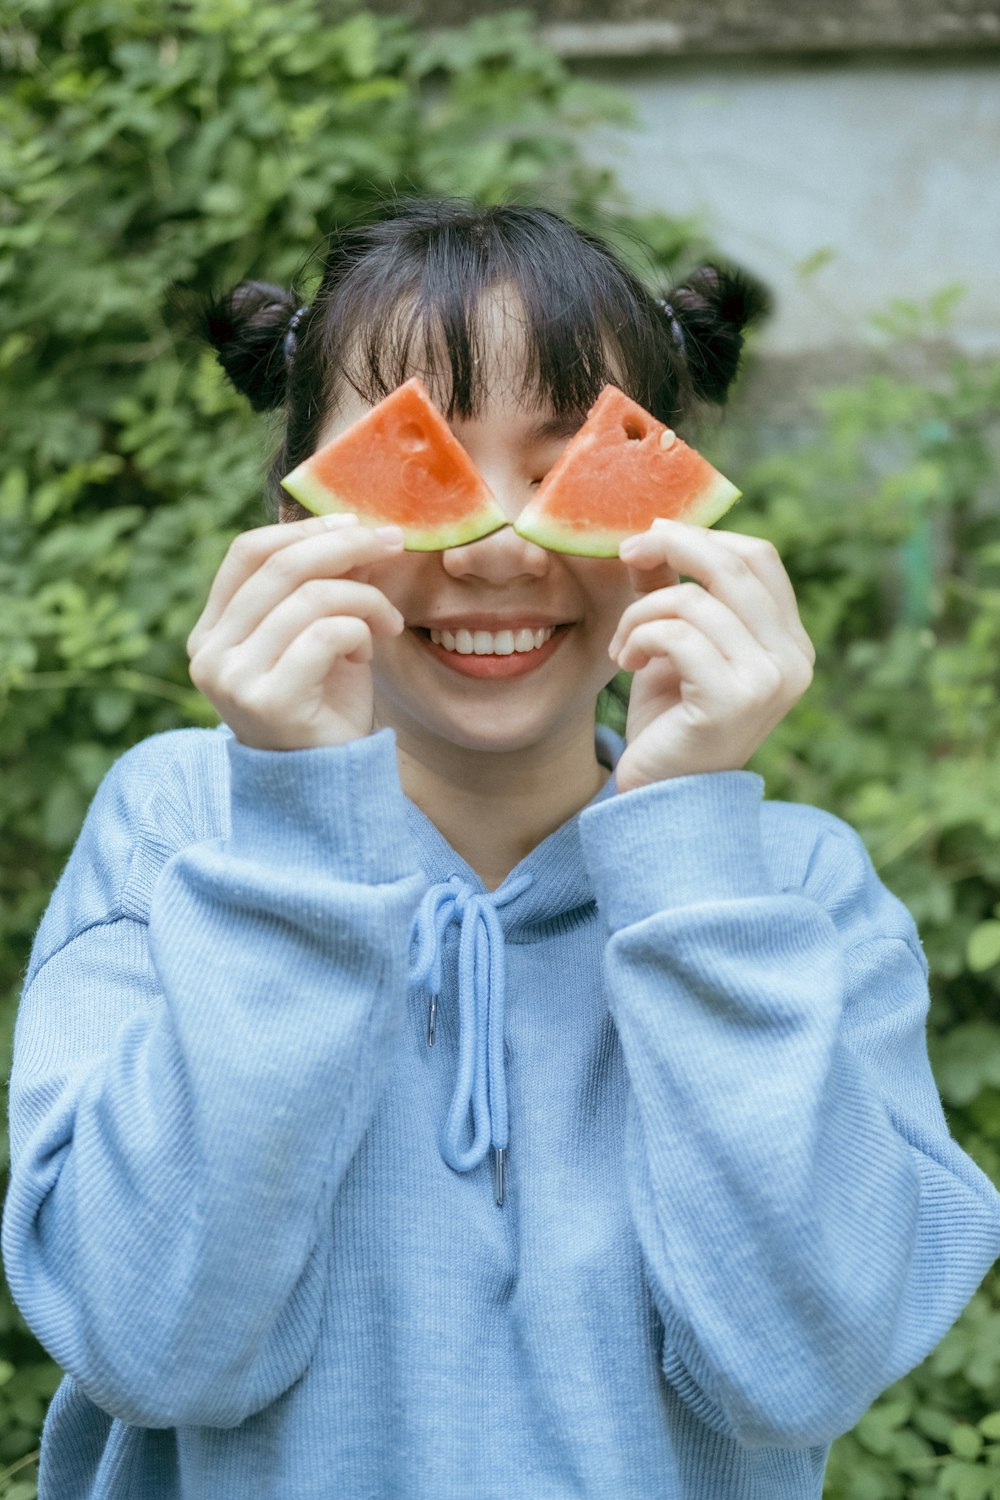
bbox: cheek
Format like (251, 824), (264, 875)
(365, 553), (429, 613)
(573, 560), (636, 630)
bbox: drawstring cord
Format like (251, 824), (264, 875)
(410, 873), (533, 1205)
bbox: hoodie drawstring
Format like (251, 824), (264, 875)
(410, 873), (533, 1205)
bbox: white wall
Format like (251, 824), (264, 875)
(587, 57), (1000, 357)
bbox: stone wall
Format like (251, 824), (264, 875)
(366, 0), (1000, 52)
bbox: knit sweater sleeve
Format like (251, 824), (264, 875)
(578, 771), (1000, 1451)
(2, 728), (425, 1430)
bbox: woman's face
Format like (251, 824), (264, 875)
(297, 320), (639, 764)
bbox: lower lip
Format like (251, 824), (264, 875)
(415, 628), (569, 678)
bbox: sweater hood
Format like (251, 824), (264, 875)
(404, 724), (622, 1202)
(403, 723), (622, 938)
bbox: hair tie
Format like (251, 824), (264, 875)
(658, 299), (687, 355)
(283, 304), (310, 367)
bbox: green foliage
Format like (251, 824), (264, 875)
(1, 1), (997, 1494)
(722, 312), (1000, 1497)
(0, 1), (692, 1493)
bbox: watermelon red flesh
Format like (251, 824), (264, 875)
(514, 385), (741, 557)
(280, 377), (508, 551)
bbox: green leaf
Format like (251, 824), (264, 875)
(968, 922), (1000, 974)
(855, 1398), (911, 1456)
(941, 1460), (993, 1500)
(952, 1424), (986, 1460)
(934, 1024), (1000, 1107)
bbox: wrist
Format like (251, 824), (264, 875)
(615, 745), (747, 794)
(225, 728), (416, 882)
(582, 770), (772, 924)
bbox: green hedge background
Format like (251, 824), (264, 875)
(1, 2), (998, 1496)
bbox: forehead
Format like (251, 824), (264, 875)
(322, 371), (584, 452)
(332, 280), (623, 428)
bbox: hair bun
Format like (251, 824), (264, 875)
(203, 281), (299, 412)
(667, 264), (771, 406)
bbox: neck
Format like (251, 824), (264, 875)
(386, 718), (610, 890)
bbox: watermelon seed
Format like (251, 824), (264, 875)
(623, 420), (645, 441)
(659, 428), (677, 450)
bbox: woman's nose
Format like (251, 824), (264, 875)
(441, 516), (550, 582)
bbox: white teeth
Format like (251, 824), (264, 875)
(429, 626), (556, 655)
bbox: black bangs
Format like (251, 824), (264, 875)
(218, 198), (767, 516)
(316, 202), (673, 424)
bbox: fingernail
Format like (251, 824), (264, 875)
(322, 512), (357, 528)
(376, 525), (405, 546)
(618, 537), (643, 559)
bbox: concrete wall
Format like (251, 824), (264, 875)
(371, 1), (1000, 422)
(582, 54), (1000, 363)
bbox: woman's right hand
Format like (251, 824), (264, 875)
(186, 514), (406, 751)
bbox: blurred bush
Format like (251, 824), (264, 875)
(730, 308), (1000, 1500)
(1, 0), (998, 1495)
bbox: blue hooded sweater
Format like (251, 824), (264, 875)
(4, 724), (999, 1500)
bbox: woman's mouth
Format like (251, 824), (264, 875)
(413, 623), (569, 678)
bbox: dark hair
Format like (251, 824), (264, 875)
(204, 197), (769, 516)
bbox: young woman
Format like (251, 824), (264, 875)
(5, 199), (999, 1500)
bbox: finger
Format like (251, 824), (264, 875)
(610, 583), (762, 667)
(705, 528), (815, 663)
(188, 514), (364, 655)
(617, 617), (732, 689)
(626, 520), (808, 661)
(222, 579), (403, 673)
(617, 533), (680, 597)
(191, 523), (404, 657)
(272, 615), (375, 682)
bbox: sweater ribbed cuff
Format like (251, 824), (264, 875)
(579, 771), (774, 929)
(225, 729), (418, 884)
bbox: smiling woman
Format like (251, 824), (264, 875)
(3, 198), (999, 1500)
(196, 203), (770, 819)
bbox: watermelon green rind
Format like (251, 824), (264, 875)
(515, 473), (742, 557)
(280, 463), (509, 550)
(393, 514), (509, 551)
(279, 466), (358, 519)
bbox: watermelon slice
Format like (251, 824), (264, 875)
(514, 385), (741, 557)
(280, 377), (508, 551)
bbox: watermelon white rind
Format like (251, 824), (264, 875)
(515, 473), (741, 557)
(280, 464), (508, 551)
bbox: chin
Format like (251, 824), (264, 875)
(382, 692), (581, 760)
(428, 711), (563, 757)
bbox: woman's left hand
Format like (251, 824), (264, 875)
(610, 519), (815, 793)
